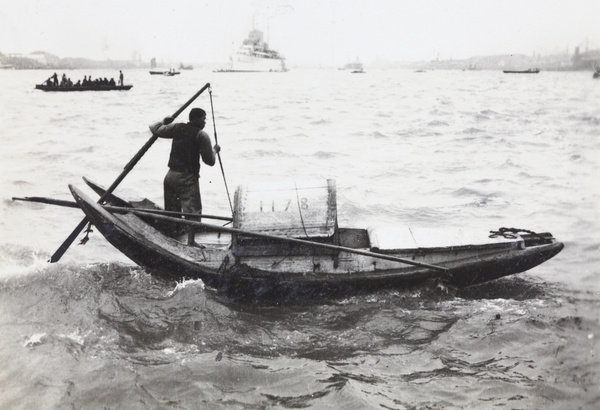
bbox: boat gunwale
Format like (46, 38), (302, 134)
(68, 183), (564, 290)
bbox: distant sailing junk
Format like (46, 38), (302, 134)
(215, 29), (287, 73)
(35, 72), (132, 91)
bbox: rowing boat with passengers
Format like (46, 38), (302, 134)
(35, 84), (133, 92)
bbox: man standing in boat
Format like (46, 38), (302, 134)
(149, 108), (220, 247)
(119, 70), (124, 86)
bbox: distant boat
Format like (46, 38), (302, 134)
(179, 63), (194, 70)
(35, 84), (132, 92)
(340, 58), (364, 73)
(150, 69), (180, 76)
(503, 68), (540, 74)
(215, 29), (287, 73)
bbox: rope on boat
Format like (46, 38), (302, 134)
(209, 87), (234, 215)
(79, 222), (93, 245)
(293, 182), (326, 271)
(217, 255), (230, 274)
(294, 182), (310, 238)
(489, 227), (543, 240)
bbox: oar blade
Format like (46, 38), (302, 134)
(49, 218), (90, 263)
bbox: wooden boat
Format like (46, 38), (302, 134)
(149, 70), (180, 76)
(503, 68), (540, 74)
(35, 84), (133, 92)
(340, 58), (363, 72)
(66, 179), (563, 298)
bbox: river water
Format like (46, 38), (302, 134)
(1, 68), (599, 408)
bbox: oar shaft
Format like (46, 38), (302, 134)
(132, 210), (449, 272)
(104, 205), (232, 222)
(13, 196), (232, 222)
(12, 197), (80, 209)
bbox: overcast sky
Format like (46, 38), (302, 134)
(1, 0), (598, 66)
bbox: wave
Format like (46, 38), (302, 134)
(370, 130), (388, 139)
(461, 127), (485, 134)
(427, 120), (449, 127)
(240, 149), (297, 158)
(313, 151), (338, 159)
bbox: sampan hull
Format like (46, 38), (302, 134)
(69, 185), (563, 298)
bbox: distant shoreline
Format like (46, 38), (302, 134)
(2, 49), (599, 71)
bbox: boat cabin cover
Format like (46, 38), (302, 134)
(233, 179), (337, 239)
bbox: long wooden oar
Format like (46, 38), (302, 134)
(130, 210), (449, 272)
(13, 196), (79, 209)
(12, 196), (232, 222)
(49, 83), (212, 263)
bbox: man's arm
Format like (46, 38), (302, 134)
(148, 117), (176, 138)
(198, 131), (218, 166)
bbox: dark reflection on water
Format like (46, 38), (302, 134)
(457, 277), (549, 301)
(39, 263), (548, 364)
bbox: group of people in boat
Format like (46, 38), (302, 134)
(43, 71), (124, 87)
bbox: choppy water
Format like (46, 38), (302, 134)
(1, 68), (599, 409)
